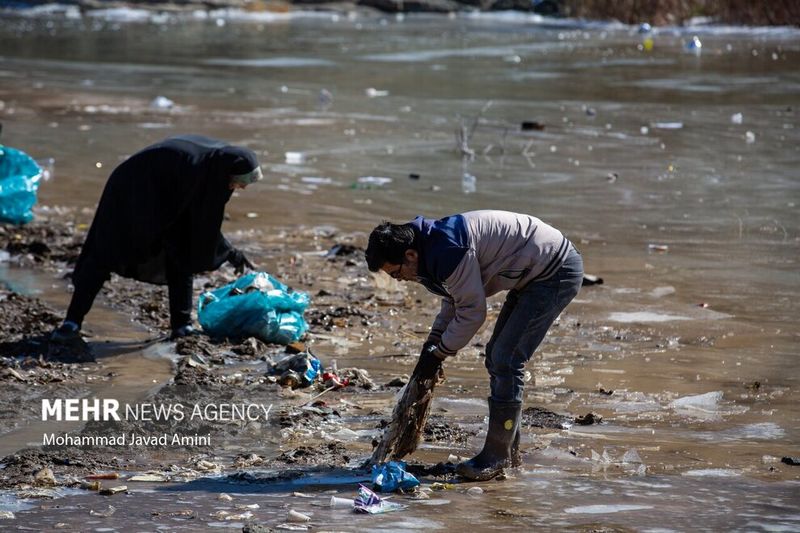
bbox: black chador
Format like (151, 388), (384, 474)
(55, 135), (261, 340)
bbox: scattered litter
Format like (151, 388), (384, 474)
(354, 484), (406, 514)
(745, 131), (756, 144)
(86, 472), (119, 480)
(731, 112), (743, 124)
(195, 459), (220, 471)
(285, 152), (305, 164)
(781, 457), (800, 466)
(213, 510), (254, 521)
(81, 481), (100, 491)
(466, 486), (484, 496)
(521, 121), (545, 131)
(89, 505), (116, 517)
(34, 467), (56, 486)
(670, 391), (722, 410)
(275, 524), (310, 531)
(268, 351), (322, 389)
(0, 511), (15, 519)
(301, 176), (332, 185)
(287, 509), (311, 522)
(371, 461), (420, 492)
(366, 88), (389, 97)
(686, 36), (702, 55)
(648, 243), (669, 252)
(128, 473), (167, 482)
(408, 173), (420, 180)
(357, 176), (392, 186)
(218, 493), (233, 501)
(149, 96), (174, 110)
(330, 496), (354, 509)
(651, 122), (683, 130)
(292, 492), (313, 498)
(430, 482), (455, 491)
(622, 449), (643, 464)
(99, 485), (127, 496)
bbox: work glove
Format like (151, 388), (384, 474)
(228, 248), (255, 275)
(411, 342), (444, 383)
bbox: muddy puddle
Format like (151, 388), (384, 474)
(1, 8), (799, 531)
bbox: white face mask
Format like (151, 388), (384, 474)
(231, 166), (263, 186)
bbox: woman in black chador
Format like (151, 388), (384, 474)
(52, 135), (262, 342)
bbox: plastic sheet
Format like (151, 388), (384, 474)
(370, 461), (419, 492)
(198, 272), (309, 344)
(0, 144), (42, 224)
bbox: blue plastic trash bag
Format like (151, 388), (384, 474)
(371, 461), (420, 492)
(0, 144), (42, 224)
(197, 272), (310, 344)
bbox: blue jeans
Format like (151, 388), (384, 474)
(484, 247), (583, 404)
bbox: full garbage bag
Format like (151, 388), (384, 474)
(0, 144), (42, 224)
(198, 272), (309, 344)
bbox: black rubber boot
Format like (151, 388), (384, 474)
(456, 399), (522, 481)
(510, 428), (522, 468)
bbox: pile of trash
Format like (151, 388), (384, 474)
(198, 272), (309, 344)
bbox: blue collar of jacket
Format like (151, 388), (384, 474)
(408, 214), (469, 297)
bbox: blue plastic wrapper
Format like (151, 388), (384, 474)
(197, 272), (309, 344)
(371, 461), (420, 492)
(0, 144), (42, 224)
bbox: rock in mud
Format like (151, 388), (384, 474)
(521, 407), (573, 429)
(0, 448), (123, 490)
(574, 412), (603, 425)
(0, 290), (93, 363)
(274, 442), (350, 466)
(423, 417), (474, 445)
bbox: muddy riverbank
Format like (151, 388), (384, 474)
(1, 11), (798, 529)
(1, 207), (798, 530)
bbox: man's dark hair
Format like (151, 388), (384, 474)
(365, 221), (415, 272)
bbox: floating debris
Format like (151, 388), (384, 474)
(99, 485), (127, 496)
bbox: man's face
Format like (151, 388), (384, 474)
(380, 249), (419, 282)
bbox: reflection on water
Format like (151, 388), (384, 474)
(0, 7), (798, 528)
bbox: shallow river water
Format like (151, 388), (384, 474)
(1, 7), (799, 531)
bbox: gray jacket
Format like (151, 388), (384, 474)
(410, 210), (570, 356)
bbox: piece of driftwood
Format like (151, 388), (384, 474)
(370, 368), (444, 464)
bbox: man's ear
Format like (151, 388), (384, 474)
(404, 249), (418, 263)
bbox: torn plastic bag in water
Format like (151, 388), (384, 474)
(354, 484), (406, 514)
(198, 272), (309, 344)
(371, 461), (420, 492)
(0, 144), (42, 224)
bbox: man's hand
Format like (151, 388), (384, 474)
(411, 342), (444, 382)
(228, 248), (255, 275)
